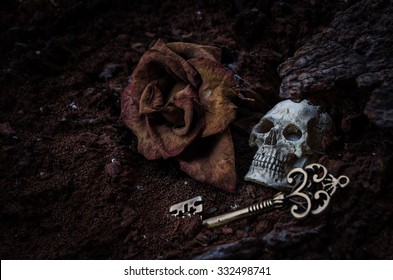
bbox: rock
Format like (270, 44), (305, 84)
(77, 132), (98, 145)
(105, 160), (121, 182)
(255, 220), (269, 234)
(115, 34), (130, 46)
(96, 134), (113, 146)
(263, 223), (324, 248)
(123, 230), (138, 244)
(0, 122), (16, 137)
(206, 207), (217, 215)
(236, 230), (245, 238)
(131, 42), (146, 52)
(99, 63), (122, 79)
(221, 227), (233, 235)
(39, 171), (52, 180)
(364, 86), (393, 127)
(67, 101), (78, 109)
(182, 217), (202, 237)
(195, 232), (210, 247)
(120, 207), (138, 228)
(278, 0), (393, 128)
(194, 238), (263, 259)
(145, 31), (155, 38)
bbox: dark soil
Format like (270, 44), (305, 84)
(1, 0), (392, 259)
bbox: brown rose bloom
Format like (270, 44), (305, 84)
(121, 39), (238, 192)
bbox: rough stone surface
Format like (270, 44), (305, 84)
(278, 0), (393, 128)
(193, 238), (263, 260)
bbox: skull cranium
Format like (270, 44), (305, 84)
(244, 99), (334, 189)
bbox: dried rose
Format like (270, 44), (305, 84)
(121, 39), (237, 192)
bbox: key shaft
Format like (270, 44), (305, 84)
(203, 193), (285, 228)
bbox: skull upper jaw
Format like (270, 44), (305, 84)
(244, 147), (311, 190)
(244, 168), (288, 189)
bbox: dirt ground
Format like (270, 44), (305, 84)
(1, 0), (392, 259)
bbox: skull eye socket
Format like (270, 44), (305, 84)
(256, 119), (274, 133)
(283, 124), (302, 141)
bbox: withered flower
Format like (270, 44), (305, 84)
(121, 39), (237, 192)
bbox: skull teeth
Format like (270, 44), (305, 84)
(251, 153), (285, 175)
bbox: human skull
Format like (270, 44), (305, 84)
(244, 99), (334, 189)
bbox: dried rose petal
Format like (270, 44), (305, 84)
(189, 57), (237, 137)
(178, 129), (236, 193)
(121, 39), (238, 192)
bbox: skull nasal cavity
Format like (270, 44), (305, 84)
(283, 124), (302, 141)
(266, 129), (277, 145)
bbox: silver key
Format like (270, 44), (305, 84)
(203, 164), (350, 228)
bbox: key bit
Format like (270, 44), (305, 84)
(203, 163), (350, 228)
(170, 196), (203, 217)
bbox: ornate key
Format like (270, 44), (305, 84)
(202, 164), (350, 228)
